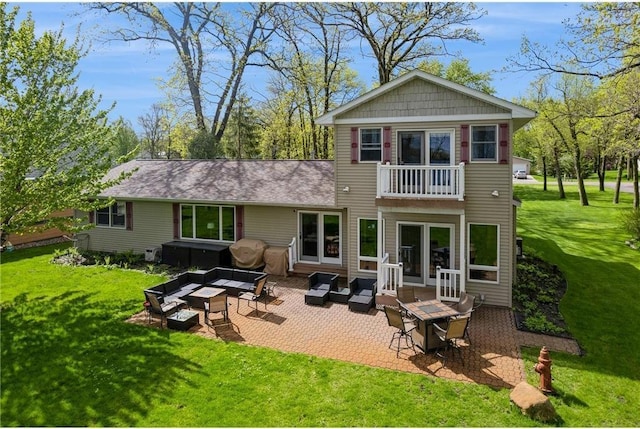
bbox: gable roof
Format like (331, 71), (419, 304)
(99, 159), (335, 208)
(316, 69), (536, 130)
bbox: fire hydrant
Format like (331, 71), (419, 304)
(534, 346), (554, 394)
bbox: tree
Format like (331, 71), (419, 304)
(508, 3), (640, 80)
(110, 117), (140, 162)
(138, 104), (168, 159)
(265, 3), (364, 159)
(0, 5), (128, 240)
(413, 58), (495, 94)
(220, 93), (261, 159)
(329, 2), (484, 85)
(90, 2), (278, 150)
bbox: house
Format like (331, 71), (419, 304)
(80, 70), (535, 308)
(512, 156), (532, 175)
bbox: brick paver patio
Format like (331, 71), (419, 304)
(131, 275), (580, 389)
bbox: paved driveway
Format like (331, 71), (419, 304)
(131, 276), (580, 389)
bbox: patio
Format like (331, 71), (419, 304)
(130, 275), (581, 389)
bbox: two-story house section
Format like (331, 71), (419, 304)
(316, 70), (536, 308)
(79, 70), (534, 308)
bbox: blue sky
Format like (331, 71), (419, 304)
(11, 2), (585, 129)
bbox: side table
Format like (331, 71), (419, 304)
(166, 309), (199, 331)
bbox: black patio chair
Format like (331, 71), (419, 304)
(384, 306), (417, 357)
(145, 292), (187, 328)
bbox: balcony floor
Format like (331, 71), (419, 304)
(129, 275), (580, 389)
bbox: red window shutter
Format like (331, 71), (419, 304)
(351, 127), (359, 164)
(383, 126), (392, 164)
(235, 205), (244, 240)
(88, 210), (95, 224)
(172, 203), (180, 239)
(460, 124), (469, 164)
(125, 202), (133, 231)
(499, 123), (509, 164)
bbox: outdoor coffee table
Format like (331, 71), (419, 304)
(400, 299), (459, 351)
(188, 286), (226, 309)
(166, 309), (199, 331)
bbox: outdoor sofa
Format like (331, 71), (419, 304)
(144, 268), (267, 309)
(205, 267), (268, 296)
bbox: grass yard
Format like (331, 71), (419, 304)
(515, 184), (640, 426)
(1, 184), (639, 426)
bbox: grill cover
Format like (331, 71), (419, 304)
(264, 246), (289, 276)
(230, 238), (267, 269)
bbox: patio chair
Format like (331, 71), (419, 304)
(453, 293), (475, 343)
(305, 272), (338, 306)
(204, 293), (229, 326)
(384, 306), (417, 357)
(432, 316), (470, 367)
(145, 292), (187, 328)
(347, 278), (376, 313)
(396, 285), (418, 322)
(237, 276), (268, 315)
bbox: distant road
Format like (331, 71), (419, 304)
(513, 176), (634, 193)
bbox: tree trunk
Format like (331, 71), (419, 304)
(614, 155), (624, 204)
(553, 146), (566, 199)
(597, 153), (606, 192)
(574, 147), (589, 206)
(542, 155), (548, 191)
(632, 154), (640, 209)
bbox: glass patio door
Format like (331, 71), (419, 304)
(427, 131), (454, 191)
(399, 224), (424, 284)
(399, 223), (454, 286)
(300, 212), (342, 264)
(428, 225), (453, 285)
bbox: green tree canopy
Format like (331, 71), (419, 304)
(0, 5), (128, 238)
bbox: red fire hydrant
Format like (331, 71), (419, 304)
(534, 346), (554, 394)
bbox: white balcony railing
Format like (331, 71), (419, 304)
(377, 162), (465, 200)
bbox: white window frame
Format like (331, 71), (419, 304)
(467, 223), (500, 284)
(95, 202), (126, 229)
(357, 218), (379, 273)
(470, 124), (498, 162)
(180, 204), (236, 242)
(359, 128), (382, 162)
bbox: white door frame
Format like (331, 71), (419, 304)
(298, 211), (342, 265)
(396, 221), (455, 286)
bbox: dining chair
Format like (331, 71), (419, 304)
(384, 306), (417, 357)
(237, 276), (268, 315)
(432, 316), (470, 367)
(454, 293), (475, 343)
(204, 293), (229, 326)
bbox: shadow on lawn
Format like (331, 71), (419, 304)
(0, 290), (203, 426)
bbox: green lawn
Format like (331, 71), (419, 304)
(515, 184), (640, 426)
(1, 184), (639, 426)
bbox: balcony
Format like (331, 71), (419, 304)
(377, 163), (465, 201)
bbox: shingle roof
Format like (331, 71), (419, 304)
(99, 159), (335, 207)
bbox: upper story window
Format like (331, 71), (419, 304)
(360, 128), (382, 162)
(181, 204), (235, 242)
(96, 202), (125, 228)
(471, 125), (497, 161)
